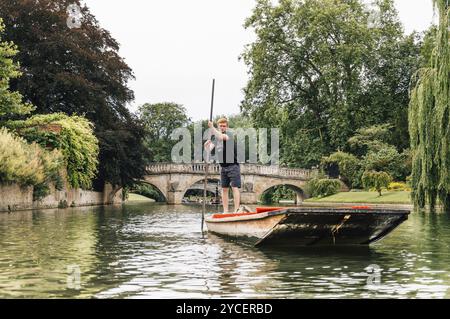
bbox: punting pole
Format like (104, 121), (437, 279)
(202, 79), (215, 235)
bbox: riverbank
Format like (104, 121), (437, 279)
(305, 191), (412, 205)
(0, 182), (122, 213)
(126, 193), (155, 202)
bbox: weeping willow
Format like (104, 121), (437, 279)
(409, 0), (450, 212)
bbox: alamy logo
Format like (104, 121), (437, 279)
(66, 4), (83, 29)
(365, 264), (381, 287)
(170, 125), (280, 166)
(67, 264), (81, 290)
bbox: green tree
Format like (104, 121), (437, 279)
(363, 145), (409, 181)
(0, 19), (33, 120)
(348, 124), (394, 155)
(362, 171), (392, 196)
(241, 0), (421, 167)
(322, 123), (411, 189)
(0, 0), (148, 189)
(138, 103), (191, 162)
(420, 26), (438, 68)
(224, 113), (253, 129)
(346, 124), (411, 182)
(409, 0), (450, 211)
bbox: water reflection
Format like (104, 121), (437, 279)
(0, 203), (449, 298)
(0, 208), (99, 298)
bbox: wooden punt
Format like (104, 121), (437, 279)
(205, 207), (409, 247)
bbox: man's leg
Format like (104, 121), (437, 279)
(220, 167), (231, 213)
(229, 164), (242, 212)
(222, 187), (229, 212)
(232, 187), (240, 212)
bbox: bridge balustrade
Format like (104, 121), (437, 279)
(146, 163), (317, 179)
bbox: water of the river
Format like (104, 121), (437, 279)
(0, 203), (449, 299)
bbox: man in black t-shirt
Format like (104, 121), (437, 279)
(204, 118), (241, 213)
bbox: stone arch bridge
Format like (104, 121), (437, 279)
(142, 163), (318, 204)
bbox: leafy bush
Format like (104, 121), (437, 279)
(307, 178), (342, 198)
(261, 185), (296, 204)
(131, 183), (165, 202)
(260, 190), (274, 205)
(33, 183), (50, 201)
(362, 171), (393, 196)
(9, 113), (99, 189)
(388, 182), (410, 192)
(321, 151), (362, 188)
(58, 200), (68, 209)
(0, 127), (63, 187)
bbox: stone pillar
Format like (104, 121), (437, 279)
(166, 179), (185, 204)
(167, 190), (185, 204)
(296, 192), (304, 204)
(240, 175), (258, 204)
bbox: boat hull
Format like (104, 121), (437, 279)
(205, 207), (409, 247)
(205, 213), (285, 239)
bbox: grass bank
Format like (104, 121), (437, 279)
(305, 191), (412, 204)
(127, 193), (155, 202)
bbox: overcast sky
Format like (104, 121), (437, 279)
(84, 0), (436, 121)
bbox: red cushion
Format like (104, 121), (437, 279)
(212, 207), (286, 219)
(351, 206), (372, 210)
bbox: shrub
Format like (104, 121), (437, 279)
(33, 183), (50, 201)
(260, 185), (296, 204)
(58, 200), (68, 209)
(362, 171), (393, 196)
(131, 183), (165, 202)
(307, 178), (342, 198)
(260, 190), (274, 205)
(388, 182), (410, 192)
(321, 151), (362, 188)
(8, 113), (99, 189)
(0, 127), (63, 187)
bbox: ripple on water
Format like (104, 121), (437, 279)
(0, 203), (450, 298)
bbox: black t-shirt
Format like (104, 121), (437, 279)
(214, 130), (238, 167)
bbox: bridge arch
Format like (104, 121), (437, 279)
(137, 181), (167, 202)
(141, 175), (171, 203)
(259, 183), (306, 204)
(182, 178), (221, 203)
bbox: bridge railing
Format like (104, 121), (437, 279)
(146, 163), (318, 179)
